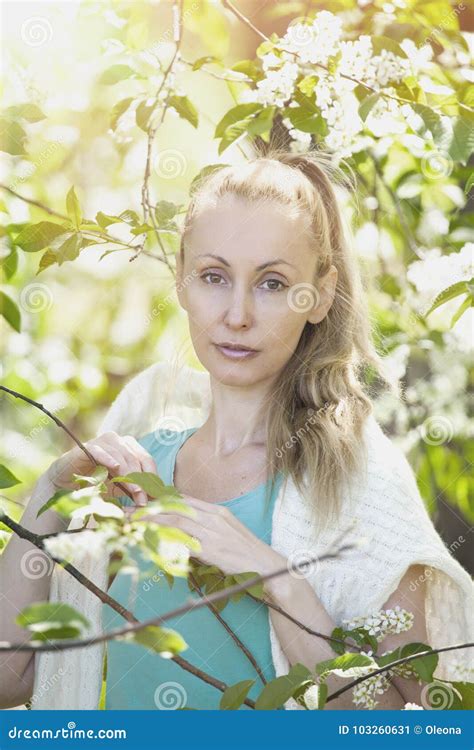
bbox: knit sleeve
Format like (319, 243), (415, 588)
(343, 417), (474, 683)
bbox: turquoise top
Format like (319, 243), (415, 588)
(103, 427), (284, 710)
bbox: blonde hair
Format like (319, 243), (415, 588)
(179, 148), (398, 530)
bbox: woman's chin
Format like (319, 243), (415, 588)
(202, 353), (266, 387)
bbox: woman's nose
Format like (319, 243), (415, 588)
(224, 288), (253, 329)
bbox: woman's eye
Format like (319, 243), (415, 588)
(260, 278), (287, 291)
(201, 272), (225, 285)
(200, 273), (286, 291)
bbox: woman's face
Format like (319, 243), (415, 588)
(176, 193), (337, 388)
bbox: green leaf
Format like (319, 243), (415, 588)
(16, 602), (90, 641)
(36, 488), (74, 518)
(0, 291), (21, 332)
(99, 65), (137, 85)
(0, 119), (27, 155)
(110, 97), (134, 130)
(215, 104), (262, 138)
(231, 571), (264, 599)
(125, 625), (187, 655)
(359, 93), (380, 122)
(448, 116), (474, 165)
(218, 121), (251, 154)
(254, 663), (311, 710)
(130, 223), (154, 236)
(189, 164), (229, 195)
(144, 523), (200, 555)
(451, 294), (472, 326)
(96, 211), (122, 229)
(231, 60), (261, 81)
(2, 245), (18, 280)
(371, 35), (408, 58)
(409, 103), (443, 143)
(14, 221), (69, 253)
(37, 249), (57, 275)
(315, 652), (375, 677)
(66, 187), (83, 229)
(399, 643), (438, 682)
(5, 103), (46, 122)
(297, 75), (318, 97)
(220, 679), (255, 709)
(425, 278), (473, 317)
(54, 233), (83, 265)
(0, 465), (21, 489)
(443, 681), (474, 710)
(72, 465), (109, 488)
(192, 55), (221, 71)
(246, 106), (275, 137)
(284, 105), (327, 135)
(118, 209), (140, 226)
(136, 99), (156, 133)
(168, 95), (199, 129)
(327, 51), (342, 76)
(110, 471), (166, 499)
(155, 200), (179, 224)
(465, 173), (474, 195)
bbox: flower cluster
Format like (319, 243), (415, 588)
(44, 527), (116, 562)
(303, 683), (321, 709)
(281, 11), (343, 65)
(343, 605), (415, 642)
(238, 10), (434, 157)
(407, 242), (473, 311)
(351, 669), (392, 709)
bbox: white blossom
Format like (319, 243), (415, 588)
(303, 683), (320, 709)
(281, 12), (343, 66)
(343, 605), (414, 641)
(407, 242), (473, 308)
(351, 670), (392, 709)
(44, 528), (112, 562)
(403, 702), (424, 709)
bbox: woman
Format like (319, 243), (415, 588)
(2, 151), (472, 711)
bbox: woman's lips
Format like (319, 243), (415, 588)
(213, 344), (260, 359)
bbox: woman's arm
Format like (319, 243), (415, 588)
(263, 563), (428, 710)
(0, 468), (70, 709)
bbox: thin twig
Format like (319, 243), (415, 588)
(0, 514), (356, 654)
(0, 386), (135, 502)
(221, 0), (447, 114)
(188, 571), (267, 685)
(326, 642), (474, 703)
(0, 511), (256, 708)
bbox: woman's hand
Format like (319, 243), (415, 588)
(46, 431), (157, 508)
(137, 496), (286, 578)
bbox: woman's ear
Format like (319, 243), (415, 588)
(307, 264), (338, 325)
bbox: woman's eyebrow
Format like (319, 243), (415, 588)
(196, 253), (297, 270)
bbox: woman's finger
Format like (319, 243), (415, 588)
(121, 435), (157, 474)
(98, 444), (149, 506)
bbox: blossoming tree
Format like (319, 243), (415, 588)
(1, 0), (473, 710)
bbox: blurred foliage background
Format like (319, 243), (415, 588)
(1, 0), (473, 572)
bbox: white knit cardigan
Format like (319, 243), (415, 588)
(32, 361), (474, 710)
